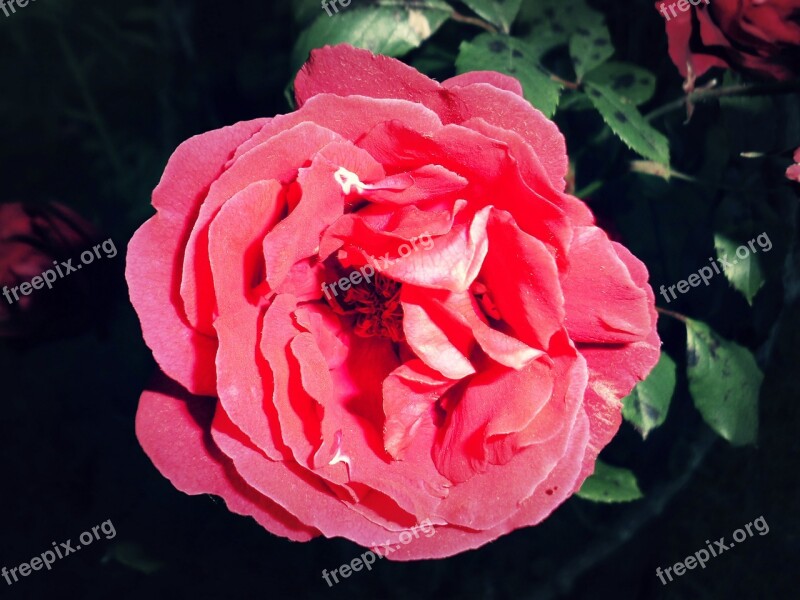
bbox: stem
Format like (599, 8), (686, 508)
(646, 80), (800, 122)
(656, 306), (689, 323)
(450, 10), (498, 34)
(551, 74), (580, 90)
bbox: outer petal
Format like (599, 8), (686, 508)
(442, 71), (524, 96)
(442, 83), (568, 189)
(135, 373), (318, 541)
(560, 227), (652, 344)
(295, 45), (567, 188)
(126, 118), (268, 396)
(576, 242), (661, 480)
(386, 410), (591, 561)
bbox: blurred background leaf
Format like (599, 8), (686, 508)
(460, 0), (521, 33)
(456, 33), (562, 116)
(577, 460), (643, 503)
(686, 318), (762, 446)
(290, 0), (452, 75)
(622, 352), (676, 439)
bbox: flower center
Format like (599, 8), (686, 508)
(328, 272), (404, 342)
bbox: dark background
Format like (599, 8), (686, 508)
(1, 0), (797, 598)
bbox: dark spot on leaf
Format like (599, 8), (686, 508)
(643, 404), (661, 423)
(512, 49), (523, 58)
(591, 53), (602, 61)
(489, 40), (508, 53)
(639, 78), (650, 85)
(589, 88), (601, 98)
(594, 38), (609, 47)
(687, 347), (699, 367)
(573, 56), (582, 65)
(707, 336), (720, 358)
(544, 8), (555, 18)
(552, 23), (565, 33)
(612, 74), (636, 89)
(508, 66), (518, 74)
(614, 111), (628, 123)
(576, 27), (590, 36)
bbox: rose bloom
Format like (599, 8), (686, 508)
(0, 201), (100, 339)
(128, 45), (660, 559)
(658, 0), (800, 81)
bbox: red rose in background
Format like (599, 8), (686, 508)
(787, 148), (800, 182)
(659, 0), (800, 82)
(0, 201), (101, 339)
(127, 45), (660, 559)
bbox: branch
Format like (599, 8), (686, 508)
(450, 10), (498, 34)
(646, 80), (800, 122)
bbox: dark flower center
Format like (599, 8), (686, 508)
(328, 272), (404, 342)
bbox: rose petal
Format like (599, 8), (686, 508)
(127, 118), (268, 395)
(135, 373), (318, 541)
(560, 227), (652, 344)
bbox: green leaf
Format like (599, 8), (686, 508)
(291, 0), (452, 74)
(518, 0), (612, 78)
(558, 90), (593, 112)
(622, 352), (677, 439)
(568, 7), (613, 79)
(456, 33), (563, 117)
(585, 82), (670, 164)
(714, 234), (766, 305)
(461, 0), (522, 33)
(411, 43), (456, 78)
(104, 543), (163, 575)
(577, 460), (643, 503)
(585, 61), (656, 106)
(685, 319), (762, 446)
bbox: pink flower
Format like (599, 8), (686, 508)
(128, 45), (660, 559)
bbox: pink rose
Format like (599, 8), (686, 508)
(128, 45), (660, 559)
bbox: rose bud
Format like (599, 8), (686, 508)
(0, 201), (115, 340)
(658, 0), (800, 83)
(129, 45), (661, 560)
